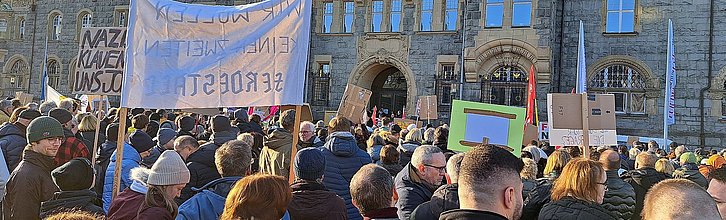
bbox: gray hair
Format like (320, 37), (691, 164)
(25, 102), (39, 111)
(279, 109), (296, 130)
(447, 153), (465, 183)
(411, 145), (443, 166)
(350, 164), (393, 214)
(0, 100), (12, 110)
(300, 121), (315, 131)
(58, 98), (75, 112)
(39, 101), (58, 115)
(130, 167), (151, 184)
(423, 128), (435, 143)
(215, 140), (252, 177)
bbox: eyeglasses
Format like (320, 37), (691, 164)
(597, 182), (608, 191)
(424, 164), (446, 172)
(299, 130), (314, 134)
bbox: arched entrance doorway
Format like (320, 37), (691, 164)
(370, 67), (407, 117)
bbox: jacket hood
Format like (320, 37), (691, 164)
(0, 122), (23, 138)
(630, 168), (668, 187)
(40, 190), (99, 212)
(428, 184), (460, 214)
(210, 130), (238, 146)
(265, 129), (293, 150)
(323, 132), (358, 157)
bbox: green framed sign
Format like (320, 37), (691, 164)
(447, 100), (526, 157)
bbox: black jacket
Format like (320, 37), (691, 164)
(539, 197), (617, 220)
(521, 172), (559, 220)
(94, 140), (117, 199)
(439, 209), (508, 220)
(3, 150), (59, 220)
(395, 163), (438, 219)
(622, 168), (668, 220)
(411, 184), (459, 220)
(288, 180), (348, 220)
(673, 163), (709, 189)
(601, 170), (636, 220)
(40, 189), (104, 218)
(79, 130), (106, 158)
(178, 130), (236, 203)
(0, 122), (27, 171)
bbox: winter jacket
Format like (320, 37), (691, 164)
(103, 142), (141, 212)
(320, 131), (373, 220)
(411, 183), (459, 220)
(40, 189), (104, 218)
(398, 141), (420, 166)
(538, 197), (617, 220)
(249, 122), (264, 134)
(138, 192), (175, 220)
(362, 207), (399, 220)
(177, 176), (242, 220)
(79, 130), (107, 158)
(288, 179), (348, 220)
(0, 122), (27, 171)
(522, 179), (537, 200)
(621, 158), (635, 171)
(381, 163), (404, 177)
(395, 163), (437, 220)
(260, 128), (294, 179)
(142, 145), (168, 167)
(95, 140), (118, 199)
(673, 163), (709, 189)
(179, 130), (236, 203)
(439, 209), (508, 220)
(55, 128), (91, 166)
(3, 150), (59, 220)
(521, 172), (560, 220)
(622, 168), (668, 220)
(299, 136), (323, 149)
(601, 170), (636, 220)
(107, 188), (145, 220)
(368, 144), (383, 163)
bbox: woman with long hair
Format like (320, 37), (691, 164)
(538, 158), (616, 220)
(221, 174), (292, 220)
(521, 150), (572, 220)
(367, 134), (386, 164)
(136, 151), (190, 219)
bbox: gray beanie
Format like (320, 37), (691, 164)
(147, 150), (190, 185)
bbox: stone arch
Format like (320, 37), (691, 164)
(587, 55), (659, 97)
(469, 38), (541, 82)
(3, 54), (28, 73)
(347, 56), (417, 116)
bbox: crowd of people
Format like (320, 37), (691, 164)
(0, 97), (725, 220)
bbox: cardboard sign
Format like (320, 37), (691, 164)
(393, 118), (423, 130)
(14, 92), (33, 105)
(323, 111), (337, 126)
(538, 122), (549, 141)
(447, 100), (526, 156)
(280, 104), (313, 123)
(73, 27), (126, 95)
(418, 96), (438, 120)
(523, 124), (538, 144)
(547, 93), (617, 146)
(627, 136), (640, 146)
(337, 84), (372, 123)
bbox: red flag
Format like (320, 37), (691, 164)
(525, 65), (537, 125)
(264, 106), (280, 121)
(402, 106), (406, 119)
(372, 106), (378, 125)
(247, 106), (255, 116)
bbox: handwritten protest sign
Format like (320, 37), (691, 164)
(418, 96), (438, 120)
(14, 92), (33, 105)
(121, 0), (311, 109)
(337, 84), (372, 122)
(447, 100), (526, 156)
(547, 94), (617, 146)
(73, 27), (126, 95)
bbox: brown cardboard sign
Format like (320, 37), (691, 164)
(418, 95), (438, 120)
(548, 93), (616, 130)
(281, 104), (313, 123)
(73, 27), (126, 95)
(337, 84), (372, 123)
(14, 92), (33, 105)
(523, 123), (538, 144)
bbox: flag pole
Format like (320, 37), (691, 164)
(663, 19), (674, 150)
(40, 33), (49, 101)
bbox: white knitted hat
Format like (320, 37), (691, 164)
(147, 150), (190, 185)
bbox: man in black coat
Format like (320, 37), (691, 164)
(395, 145), (446, 219)
(600, 150), (636, 220)
(0, 109), (40, 171)
(411, 153), (464, 220)
(622, 152), (668, 220)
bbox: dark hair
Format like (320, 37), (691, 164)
(712, 167), (726, 183)
(132, 114), (150, 130)
(618, 145), (629, 158)
(565, 146), (581, 158)
(380, 144), (399, 165)
(434, 127), (448, 142)
(149, 113), (161, 122)
(329, 116), (351, 133)
(106, 123), (120, 141)
(145, 121), (160, 139)
(250, 114), (261, 124)
(459, 145), (524, 197)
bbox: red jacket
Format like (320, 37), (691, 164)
(107, 189), (145, 220)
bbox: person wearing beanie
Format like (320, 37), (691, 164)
(94, 123), (119, 199)
(673, 152), (710, 189)
(0, 108), (40, 171)
(233, 109), (254, 134)
(0, 99), (14, 125)
(4, 116), (64, 220)
(107, 167), (152, 220)
(288, 148), (347, 220)
(102, 129), (155, 212)
(177, 116), (196, 137)
(178, 140), (253, 219)
(142, 128), (178, 166)
(138, 150), (190, 219)
(179, 115), (237, 203)
(40, 158), (103, 218)
(49, 108), (91, 166)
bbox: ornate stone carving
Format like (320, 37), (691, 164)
(10, 0), (29, 8)
(357, 33), (409, 65)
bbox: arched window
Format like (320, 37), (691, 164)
(81, 13), (92, 28)
(51, 14), (62, 40)
(47, 60), (61, 88)
(17, 18), (25, 39)
(589, 64), (646, 114)
(9, 60), (28, 89)
(480, 65), (528, 107)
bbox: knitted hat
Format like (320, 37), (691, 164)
(708, 155), (726, 169)
(680, 152), (698, 164)
(294, 148), (326, 181)
(48, 108), (73, 124)
(27, 116), (64, 143)
(129, 130), (155, 153)
(18, 109), (41, 120)
(179, 116), (195, 132)
(51, 158), (94, 191)
(154, 128), (177, 146)
(211, 115), (232, 132)
(147, 150), (190, 185)
(233, 109), (248, 123)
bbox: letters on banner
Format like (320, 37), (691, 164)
(122, 0), (312, 108)
(547, 94), (617, 146)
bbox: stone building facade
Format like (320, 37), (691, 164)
(0, 0), (724, 148)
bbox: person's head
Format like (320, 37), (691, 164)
(679, 152), (698, 166)
(155, 128), (177, 149)
(25, 102), (38, 111)
(26, 116), (64, 157)
(643, 179), (722, 220)
(77, 114), (99, 132)
(459, 145), (524, 219)
(278, 109), (296, 131)
(44, 211), (104, 220)
(544, 150), (572, 175)
(380, 144), (399, 165)
(149, 112), (161, 122)
(350, 164), (395, 215)
(299, 121), (316, 142)
(618, 145), (629, 158)
(708, 167), (726, 217)
(128, 130), (155, 158)
(328, 116), (351, 133)
(675, 145), (686, 157)
(15, 108), (40, 126)
(211, 115), (232, 133)
(178, 116), (195, 132)
(405, 128), (423, 143)
(221, 174), (292, 220)
(0, 99), (15, 114)
(446, 153), (465, 184)
(564, 146), (581, 158)
(131, 114), (150, 130)
(522, 146), (542, 163)
(58, 98), (75, 113)
(174, 135), (200, 160)
(551, 158), (607, 204)
(49, 108), (76, 132)
(598, 150), (621, 171)
(215, 140), (252, 177)
(433, 126), (448, 143)
(51, 158), (94, 191)
(39, 101), (58, 115)
(423, 128), (435, 143)
(628, 147), (641, 160)
(521, 158), (538, 181)
(145, 150), (190, 218)
(8, 106), (28, 123)
(648, 140), (659, 152)
(411, 145), (446, 187)
(655, 159), (675, 175)
(635, 152), (658, 169)
(294, 148), (326, 181)
(317, 128), (328, 139)
(367, 134), (385, 149)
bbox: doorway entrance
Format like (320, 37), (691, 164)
(370, 67), (407, 118)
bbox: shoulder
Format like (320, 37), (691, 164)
(138, 206), (173, 219)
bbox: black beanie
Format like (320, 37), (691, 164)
(51, 158), (94, 191)
(179, 116), (195, 132)
(48, 108), (73, 124)
(211, 115), (232, 132)
(106, 123), (120, 141)
(129, 130), (154, 153)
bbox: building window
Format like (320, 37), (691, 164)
(344, 2), (354, 33)
(512, 0), (532, 27)
(371, 1), (383, 32)
(81, 13), (92, 28)
(480, 65), (528, 107)
(47, 60), (61, 89)
(117, 11), (127, 27)
(606, 0), (635, 33)
(313, 63), (331, 106)
(51, 14), (62, 40)
(390, 0), (402, 32)
(322, 2), (333, 33)
(485, 0), (504, 27)
(17, 18), (24, 39)
(444, 0), (457, 31)
(9, 60), (27, 89)
(437, 64), (457, 105)
(421, 0), (433, 31)
(589, 64), (646, 114)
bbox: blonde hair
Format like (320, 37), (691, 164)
(636, 152), (658, 168)
(405, 128), (423, 143)
(544, 150), (571, 175)
(551, 158), (605, 203)
(655, 159), (675, 175)
(521, 158), (538, 180)
(221, 174), (292, 220)
(78, 114), (99, 132)
(45, 210), (103, 220)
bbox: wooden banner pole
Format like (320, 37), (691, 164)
(288, 105), (303, 184)
(581, 93), (590, 159)
(90, 95), (104, 166)
(111, 107), (128, 199)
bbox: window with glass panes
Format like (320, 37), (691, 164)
(344, 2), (354, 33)
(48, 60), (61, 88)
(480, 65), (528, 107)
(10, 60), (27, 89)
(512, 0), (532, 27)
(485, 0), (504, 27)
(323, 2), (333, 33)
(589, 64), (646, 114)
(372, 1), (383, 32)
(18, 19), (24, 39)
(117, 11), (127, 27)
(51, 14), (62, 40)
(444, 0), (457, 31)
(81, 13), (92, 28)
(421, 0), (433, 31)
(313, 63), (331, 106)
(437, 64), (456, 105)
(606, 0), (635, 33)
(390, 0), (402, 32)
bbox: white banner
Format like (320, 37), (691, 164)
(121, 0), (311, 109)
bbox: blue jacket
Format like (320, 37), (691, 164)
(0, 122), (27, 172)
(319, 132), (372, 220)
(368, 144), (383, 163)
(177, 176), (242, 220)
(102, 143), (141, 213)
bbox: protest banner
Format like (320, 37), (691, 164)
(324, 111), (337, 125)
(393, 118), (423, 130)
(523, 124), (538, 144)
(538, 122), (549, 141)
(447, 100), (526, 156)
(14, 92), (33, 105)
(547, 93), (617, 147)
(337, 84), (372, 123)
(627, 136), (640, 146)
(281, 104), (313, 123)
(73, 27), (126, 95)
(121, 0), (311, 109)
(418, 96), (438, 120)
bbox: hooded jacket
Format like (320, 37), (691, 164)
(368, 144), (383, 163)
(601, 170), (636, 220)
(177, 176), (242, 220)
(179, 130), (236, 203)
(673, 163), (709, 189)
(107, 188), (146, 220)
(320, 131), (373, 220)
(3, 150), (59, 220)
(395, 163), (438, 220)
(288, 179), (348, 220)
(0, 122), (27, 171)
(40, 189), (104, 218)
(411, 183), (459, 220)
(521, 172), (560, 220)
(299, 136), (323, 149)
(259, 128), (294, 179)
(103, 142), (141, 212)
(398, 141), (420, 166)
(538, 197), (617, 220)
(622, 167), (668, 220)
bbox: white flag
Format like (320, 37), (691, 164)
(46, 85), (66, 106)
(576, 21), (587, 94)
(665, 19), (676, 125)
